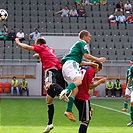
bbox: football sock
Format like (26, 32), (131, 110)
(124, 101), (128, 109)
(47, 103), (54, 125)
(130, 106), (133, 121)
(66, 96), (75, 112)
(79, 122), (89, 133)
(50, 83), (63, 92)
(66, 82), (76, 91)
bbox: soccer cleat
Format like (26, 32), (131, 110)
(122, 108), (128, 111)
(64, 111), (76, 122)
(127, 121), (133, 126)
(43, 124), (54, 133)
(59, 89), (69, 100)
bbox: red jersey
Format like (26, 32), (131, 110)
(33, 44), (62, 70)
(76, 66), (96, 100)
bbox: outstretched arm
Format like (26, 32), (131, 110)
(89, 77), (106, 90)
(84, 53), (106, 63)
(15, 38), (34, 51)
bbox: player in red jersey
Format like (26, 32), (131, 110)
(15, 37), (66, 133)
(74, 62), (106, 133)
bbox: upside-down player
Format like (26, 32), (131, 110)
(74, 62), (106, 133)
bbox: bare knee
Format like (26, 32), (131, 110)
(46, 95), (53, 104)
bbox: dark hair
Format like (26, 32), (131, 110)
(116, 78), (120, 82)
(93, 61), (103, 70)
(79, 30), (89, 39)
(12, 76), (16, 79)
(35, 37), (46, 45)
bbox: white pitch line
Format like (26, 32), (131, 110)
(91, 103), (130, 116)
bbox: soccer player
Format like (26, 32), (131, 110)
(59, 30), (106, 121)
(122, 60), (133, 111)
(15, 37), (67, 133)
(15, 37), (97, 133)
(126, 62), (133, 126)
(75, 62), (106, 133)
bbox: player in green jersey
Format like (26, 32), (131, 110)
(126, 63), (133, 126)
(59, 30), (106, 121)
(122, 60), (133, 111)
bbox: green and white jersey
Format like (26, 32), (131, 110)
(61, 40), (89, 64)
(128, 65), (133, 91)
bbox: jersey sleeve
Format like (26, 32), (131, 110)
(80, 41), (89, 54)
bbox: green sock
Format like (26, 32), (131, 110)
(66, 82), (76, 91)
(124, 101), (128, 109)
(130, 106), (133, 121)
(66, 96), (75, 112)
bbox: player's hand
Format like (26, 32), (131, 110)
(99, 57), (106, 63)
(91, 62), (98, 69)
(33, 53), (39, 58)
(100, 77), (106, 83)
(15, 38), (20, 44)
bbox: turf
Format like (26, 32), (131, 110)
(0, 98), (133, 133)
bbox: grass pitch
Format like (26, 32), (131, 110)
(0, 98), (133, 133)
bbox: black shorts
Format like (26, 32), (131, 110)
(45, 69), (66, 98)
(74, 98), (91, 122)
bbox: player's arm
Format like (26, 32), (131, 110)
(94, 76), (106, 81)
(33, 53), (39, 58)
(84, 52), (106, 63)
(89, 77), (106, 90)
(15, 38), (34, 51)
(79, 61), (98, 68)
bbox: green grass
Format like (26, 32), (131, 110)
(0, 98), (133, 133)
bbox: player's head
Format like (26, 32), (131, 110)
(129, 59), (133, 66)
(79, 30), (91, 44)
(93, 61), (103, 72)
(35, 37), (46, 45)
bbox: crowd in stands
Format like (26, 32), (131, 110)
(0, 24), (40, 43)
(105, 78), (123, 97)
(109, 0), (133, 24)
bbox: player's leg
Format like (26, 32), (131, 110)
(74, 99), (91, 133)
(127, 91), (133, 126)
(122, 87), (131, 111)
(64, 87), (78, 122)
(59, 60), (82, 99)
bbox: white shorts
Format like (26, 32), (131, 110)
(62, 60), (82, 84)
(131, 91), (133, 102)
(125, 87), (132, 96)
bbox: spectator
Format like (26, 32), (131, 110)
(0, 27), (7, 41)
(6, 28), (16, 41)
(11, 76), (19, 95)
(16, 29), (25, 42)
(108, 12), (118, 24)
(105, 79), (114, 97)
(124, 0), (132, 13)
(89, 0), (100, 5)
(55, 5), (69, 17)
(69, 6), (78, 17)
(29, 28), (40, 42)
(2, 24), (8, 33)
(115, 0), (123, 12)
(75, 0), (83, 7)
(100, 0), (107, 5)
(114, 79), (122, 97)
(117, 11), (126, 24)
(19, 78), (29, 96)
(77, 5), (86, 17)
(126, 12), (133, 23)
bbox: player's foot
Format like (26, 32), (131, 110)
(122, 108), (128, 111)
(127, 121), (133, 126)
(59, 89), (69, 100)
(64, 111), (76, 122)
(43, 124), (54, 133)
